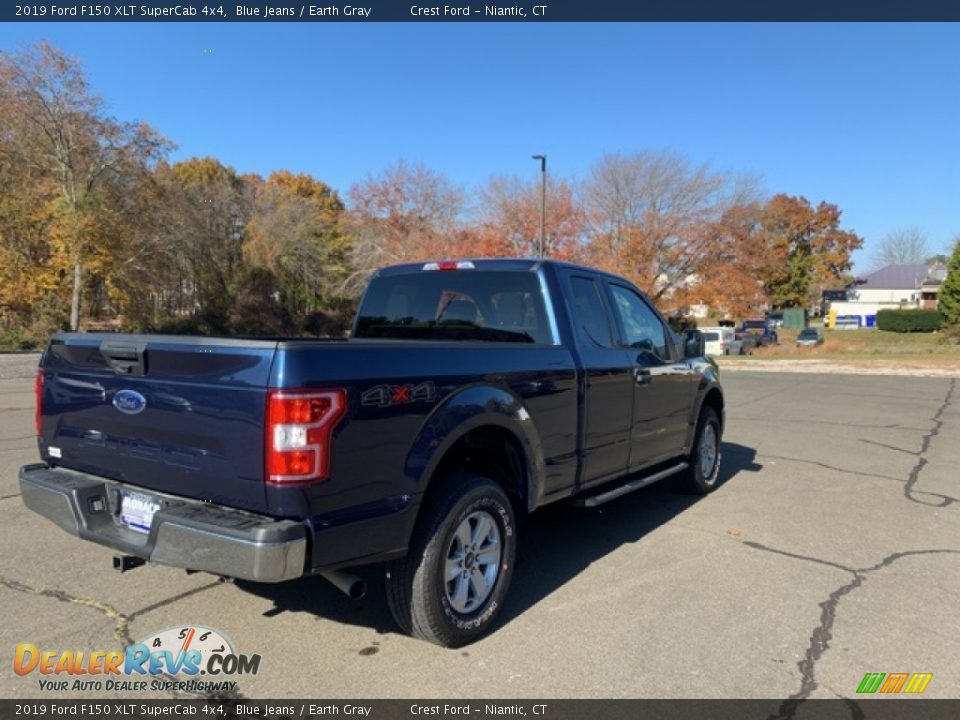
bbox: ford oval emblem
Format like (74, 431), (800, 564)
(113, 389), (147, 415)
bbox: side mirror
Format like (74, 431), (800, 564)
(683, 329), (704, 359)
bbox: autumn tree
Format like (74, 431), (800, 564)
(872, 228), (929, 268)
(476, 175), (585, 259)
(148, 157), (252, 330)
(228, 267), (294, 337)
(0, 157), (64, 340)
(0, 42), (169, 330)
(79, 165), (169, 325)
(757, 194), (863, 309)
(938, 238), (960, 328)
(690, 202), (773, 318)
(581, 151), (756, 310)
(243, 170), (351, 320)
(344, 160), (465, 289)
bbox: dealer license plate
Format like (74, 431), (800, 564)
(119, 491), (161, 534)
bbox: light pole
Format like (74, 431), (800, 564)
(531, 154), (546, 257)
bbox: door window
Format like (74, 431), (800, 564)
(608, 284), (670, 363)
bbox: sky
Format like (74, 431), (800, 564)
(1, 22), (958, 270)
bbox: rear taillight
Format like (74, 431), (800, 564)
(265, 389), (346, 486)
(34, 371), (43, 436)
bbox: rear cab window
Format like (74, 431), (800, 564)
(568, 275), (615, 348)
(354, 270), (555, 344)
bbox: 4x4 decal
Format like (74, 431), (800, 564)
(361, 381), (437, 408)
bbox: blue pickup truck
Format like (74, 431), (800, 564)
(21, 258), (724, 647)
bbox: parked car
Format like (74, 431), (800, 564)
(21, 258), (725, 648)
(796, 327), (824, 346)
(740, 319), (779, 346)
(700, 326), (742, 356)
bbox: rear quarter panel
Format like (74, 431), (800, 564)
(268, 342), (578, 524)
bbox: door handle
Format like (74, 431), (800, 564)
(633, 367), (651, 386)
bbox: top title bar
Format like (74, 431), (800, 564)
(5, 0), (960, 22)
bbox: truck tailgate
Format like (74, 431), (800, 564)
(38, 334), (278, 514)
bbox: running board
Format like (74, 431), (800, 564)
(574, 462), (689, 508)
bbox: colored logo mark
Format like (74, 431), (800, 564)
(856, 672), (933, 694)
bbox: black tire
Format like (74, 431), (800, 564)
(385, 474), (517, 647)
(675, 406), (722, 494)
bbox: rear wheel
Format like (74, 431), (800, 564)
(385, 475), (516, 647)
(675, 406), (722, 494)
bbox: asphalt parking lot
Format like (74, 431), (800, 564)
(1, 354), (958, 702)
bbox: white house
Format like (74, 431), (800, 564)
(826, 262), (947, 327)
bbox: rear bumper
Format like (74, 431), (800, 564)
(19, 464), (307, 583)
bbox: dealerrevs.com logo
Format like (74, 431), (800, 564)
(14, 625), (260, 694)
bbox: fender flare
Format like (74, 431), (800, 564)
(685, 365), (724, 451)
(404, 384), (545, 512)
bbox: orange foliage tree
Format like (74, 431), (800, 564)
(581, 151), (758, 314)
(345, 160), (466, 285)
(475, 175), (585, 259)
(756, 194), (863, 309)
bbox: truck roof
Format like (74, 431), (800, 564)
(376, 257), (631, 282)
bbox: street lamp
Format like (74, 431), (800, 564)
(531, 154), (546, 257)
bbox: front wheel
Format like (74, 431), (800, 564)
(385, 475), (517, 647)
(675, 406), (722, 494)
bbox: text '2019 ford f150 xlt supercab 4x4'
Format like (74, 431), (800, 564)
(21, 258), (724, 647)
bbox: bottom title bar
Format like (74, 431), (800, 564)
(3, 700), (960, 720)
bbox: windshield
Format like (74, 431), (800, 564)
(702, 332), (720, 341)
(799, 329), (818, 337)
(354, 270), (554, 344)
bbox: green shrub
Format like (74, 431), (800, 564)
(876, 308), (943, 333)
(0, 327), (39, 351)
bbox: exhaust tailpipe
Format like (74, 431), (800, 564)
(321, 570), (367, 599)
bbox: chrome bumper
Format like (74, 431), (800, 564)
(19, 464), (306, 583)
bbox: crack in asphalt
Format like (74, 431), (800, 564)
(747, 379), (959, 507)
(741, 380), (959, 719)
(728, 380), (810, 409)
(0, 492), (21, 501)
(856, 438), (917, 456)
(0, 575), (244, 701)
(0, 575), (132, 646)
(756, 453), (902, 483)
(729, 415), (928, 432)
(903, 378), (956, 507)
(741, 544), (960, 720)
